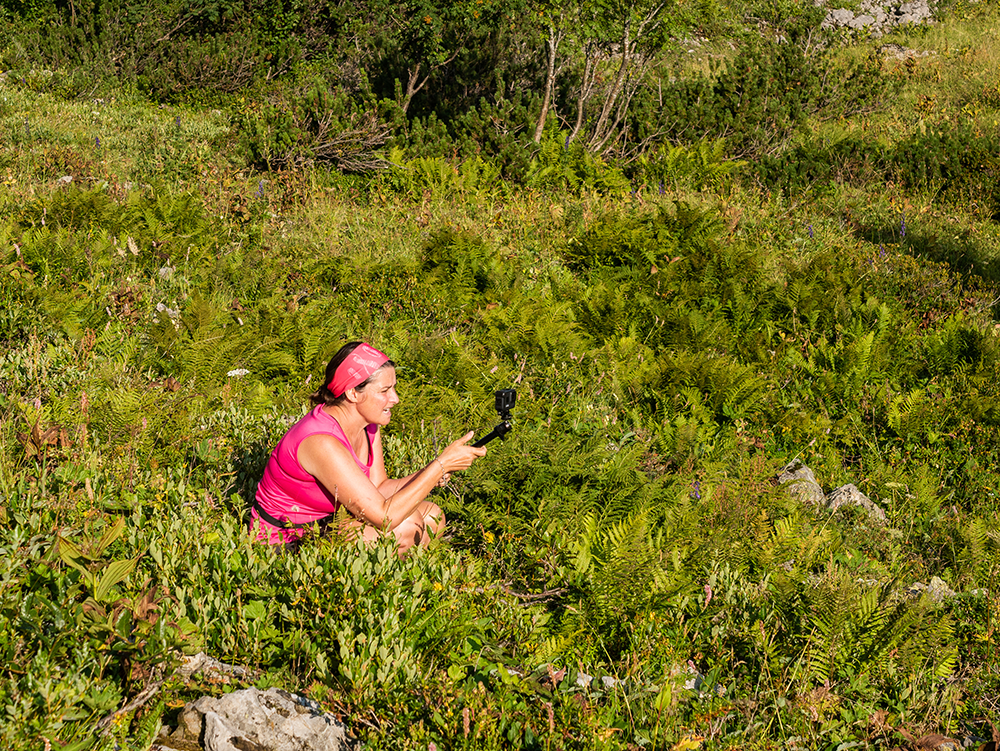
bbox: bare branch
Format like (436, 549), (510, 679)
(534, 23), (566, 143)
(400, 47), (462, 115)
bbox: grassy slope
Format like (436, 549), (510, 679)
(3, 4), (1000, 750)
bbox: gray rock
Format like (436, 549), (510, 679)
(178, 652), (249, 683)
(156, 302), (181, 320)
(574, 670), (622, 689)
(880, 43), (935, 60)
(778, 460), (826, 506)
(897, 0), (934, 24)
(824, 483), (887, 523)
(823, 7), (857, 28)
(907, 576), (957, 603)
(822, 0), (936, 33)
(860, 1), (889, 22)
(171, 687), (353, 751)
(959, 732), (991, 749)
(680, 665), (726, 696)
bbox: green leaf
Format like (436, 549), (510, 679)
(58, 534), (90, 567)
(243, 600), (266, 620)
(58, 535), (95, 590)
(315, 650), (330, 679)
(653, 681), (672, 710)
(59, 737), (98, 751)
(95, 557), (139, 602)
(93, 516), (126, 558)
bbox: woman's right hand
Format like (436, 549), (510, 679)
(437, 431), (487, 473)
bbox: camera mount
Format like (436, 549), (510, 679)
(473, 389), (516, 447)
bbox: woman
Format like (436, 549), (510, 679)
(251, 342), (486, 554)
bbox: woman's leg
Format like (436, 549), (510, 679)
(338, 501), (444, 555)
(392, 501), (445, 555)
(336, 514), (380, 545)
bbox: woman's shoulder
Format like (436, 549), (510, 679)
(298, 404), (342, 430)
(279, 405), (344, 444)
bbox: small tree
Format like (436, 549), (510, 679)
(346, 0), (519, 115)
(529, 0), (673, 155)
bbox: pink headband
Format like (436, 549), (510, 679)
(328, 343), (389, 397)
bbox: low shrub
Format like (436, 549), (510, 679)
(754, 135), (889, 195)
(234, 76), (402, 171)
(523, 131), (630, 195)
(893, 124), (1000, 219)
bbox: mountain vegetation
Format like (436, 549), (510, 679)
(2, 0), (1000, 748)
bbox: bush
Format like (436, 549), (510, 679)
(524, 131), (630, 195)
(234, 76), (401, 171)
(399, 93), (539, 182)
(754, 135), (889, 194)
(893, 124), (1000, 219)
(0, 0), (351, 103)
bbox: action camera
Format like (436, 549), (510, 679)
(473, 389), (516, 447)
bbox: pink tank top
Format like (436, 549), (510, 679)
(252, 405), (377, 544)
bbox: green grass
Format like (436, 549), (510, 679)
(3, 4), (1000, 750)
(0, 77), (232, 194)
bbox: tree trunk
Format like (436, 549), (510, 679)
(399, 49), (462, 116)
(569, 42), (600, 145)
(590, 19), (631, 147)
(534, 25), (563, 143)
(401, 63), (426, 116)
(588, 2), (666, 154)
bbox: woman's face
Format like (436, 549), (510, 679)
(355, 366), (399, 425)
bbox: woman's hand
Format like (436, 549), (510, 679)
(437, 431), (487, 474)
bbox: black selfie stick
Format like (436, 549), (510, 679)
(473, 389), (516, 447)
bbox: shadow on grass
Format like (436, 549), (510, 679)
(227, 439), (273, 526)
(855, 219), (1000, 285)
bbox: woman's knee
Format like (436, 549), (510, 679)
(391, 503), (444, 555)
(393, 516), (425, 555)
(424, 502), (445, 538)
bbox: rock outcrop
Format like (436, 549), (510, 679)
(778, 461), (887, 523)
(778, 460), (826, 506)
(907, 576), (958, 603)
(825, 483), (887, 523)
(158, 687), (354, 751)
(820, 0), (936, 35)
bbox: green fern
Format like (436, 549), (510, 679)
(662, 349), (768, 423)
(887, 389), (930, 440)
(638, 137), (746, 191)
(587, 505), (664, 624)
(806, 574), (893, 684)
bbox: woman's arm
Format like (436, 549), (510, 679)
(376, 468), (450, 498)
(375, 473), (417, 498)
(298, 431), (484, 531)
(367, 430), (442, 497)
